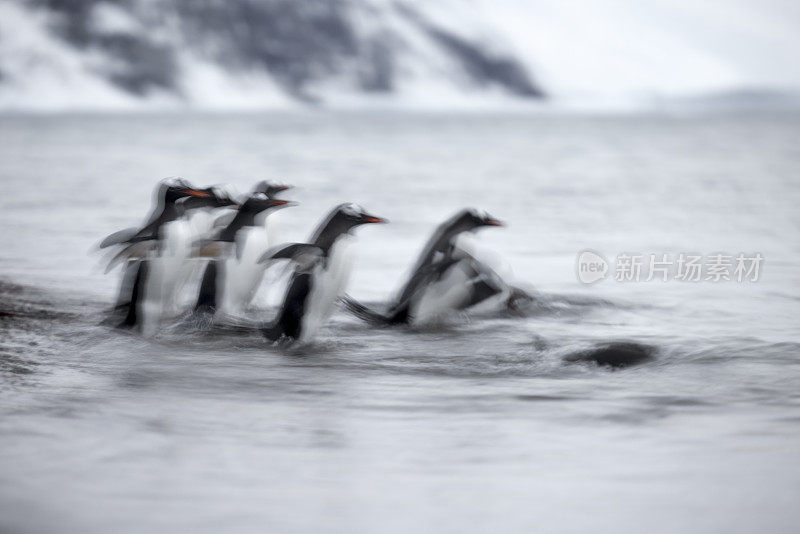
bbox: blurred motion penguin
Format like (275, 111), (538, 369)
(343, 208), (527, 326)
(260, 203), (387, 343)
(194, 191), (296, 319)
(100, 179), (237, 334)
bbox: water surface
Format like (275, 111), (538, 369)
(1, 111), (799, 533)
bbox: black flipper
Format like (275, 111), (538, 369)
(105, 240), (154, 273)
(258, 243), (324, 265)
(457, 276), (503, 310)
(450, 253), (511, 311)
(99, 227), (139, 249)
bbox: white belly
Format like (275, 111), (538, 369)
(219, 226), (270, 316)
(410, 257), (513, 325)
(170, 209), (219, 313)
(298, 237), (354, 343)
(409, 236), (516, 324)
(138, 220), (191, 334)
(410, 261), (473, 326)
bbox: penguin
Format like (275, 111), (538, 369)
(101, 180), (237, 333)
(252, 180), (292, 250)
(341, 208), (523, 326)
(142, 187), (239, 331)
(259, 203), (387, 343)
(166, 185), (240, 314)
(253, 180), (291, 198)
(101, 179), (219, 326)
(210, 180), (291, 231)
(194, 193), (296, 319)
(99, 179), (213, 251)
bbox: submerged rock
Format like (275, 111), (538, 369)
(564, 342), (656, 368)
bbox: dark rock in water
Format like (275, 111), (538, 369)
(0, 279), (82, 382)
(564, 342), (656, 368)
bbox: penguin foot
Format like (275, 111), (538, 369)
(262, 321), (286, 342)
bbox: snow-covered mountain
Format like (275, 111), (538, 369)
(0, 0), (543, 110)
(1, 0), (798, 110)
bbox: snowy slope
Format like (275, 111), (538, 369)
(1, 0), (798, 110)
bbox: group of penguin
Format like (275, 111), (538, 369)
(98, 178), (531, 344)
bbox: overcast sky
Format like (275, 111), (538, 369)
(483, 0), (800, 97)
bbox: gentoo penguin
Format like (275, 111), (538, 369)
(102, 180), (237, 333)
(99, 179), (213, 251)
(260, 203), (387, 343)
(211, 180), (291, 230)
(253, 180), (291, 198)
(194, 193), (296, 318)
(101, 179), (222, 326)
(143, 187), (238, 331)
(342, 208), (522, 326)
(253, 180), (292, 251)
(167, 185), (240, 314)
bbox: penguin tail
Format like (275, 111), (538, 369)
(341, 295), (396, 326)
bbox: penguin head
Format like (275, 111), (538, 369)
(161, 179), (214, 204)
(179, 186), (239, 211)
(240, 193), (297, 215)
(337, 203), (388, 230)
(216, 193), (297, 241)
(253, 180), (292, 199)
(207, 186), (240, 209)
(311, 203), (387, 247)
(458, 208), (505, 232)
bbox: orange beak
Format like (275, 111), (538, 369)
(184, 189), (213, 198)
(485, 218), (504, 227)
(362, 216), (387, 224)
